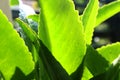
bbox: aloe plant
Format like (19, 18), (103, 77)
(0, 0), (120, 80)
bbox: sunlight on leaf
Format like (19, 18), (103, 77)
(82, 0), (99, 44)
(81, 67), (93, 80)
(16, 18), (50, 80)
(96, 1), (120, 26)
(39, 41), (72, 80)
(0, 10), (34, 80)
(38, 0), (86, 74)
(97, 42), (120, 64)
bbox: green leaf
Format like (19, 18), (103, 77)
(82, 0), (99, 44)
(10, 0), (19, 6)
(16, 18), (50, 80)
(39, 40), (72, 80)
(11, 68), (35, 80)
(27, 14), (39, 22)
(15, 18), (38, 52)
(26, 15), (39, 32)
(96, 1), (120, 26)
(105, 56), (120, 80)
(15, 18), (38, 43)
(38, 0), (86, 74)
(0, 10), (34, 80)
(70, 58), (84, 80)
(0, 71), (4, 80)
(90, 56), (120, 80)
(97, 42), (120, 64)
(85, 45), (109, 76)
(81, 67), (93, 80)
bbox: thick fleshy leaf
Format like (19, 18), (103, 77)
(97, 42), (120, 63)
(96, 1), (120, 26)
(82, 0), (99, 44)
(85, 45), (109, 76)
(38, 0), (86, 74)
(0, 10), (34, 79)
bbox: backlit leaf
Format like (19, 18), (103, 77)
(38, 41), (72, 80)
(97, 42), (120, 63)
(81, 67), (93, 80)
(0, 10), (34, 80)
(16, 18), (50, 80)
(96, 1), (120, 26)
(38, 0), (86, 74)
(82, 0), (99, 44)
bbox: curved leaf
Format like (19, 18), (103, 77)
(0, 10), (34, 80)
(15, 18), (38, 43)
(38, 0), (86, 74)
(82, 0), (99, 44)
(97, 42), (120, 63)
(96, 1), (120, 26)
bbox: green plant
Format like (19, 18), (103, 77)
(0, 0), (120, 80)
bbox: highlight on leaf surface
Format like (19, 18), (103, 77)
(97, 42), (120, 64)
(96, 1), (120, 26)
(0, 10), (34, 80)
(38, 0), (86, 74)
(82, 0), (99, 44)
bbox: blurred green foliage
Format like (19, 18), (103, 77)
(10, 0), (19, 6)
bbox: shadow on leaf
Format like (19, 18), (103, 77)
(11, 67), (35, 80)
(70, 57), (85, 80)
(38, 40), (72, 80)
(90, 57), (120, 80)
